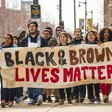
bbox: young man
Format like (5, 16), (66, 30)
(45, 27), (53, 38)
(42, 29), (52, 102)
(17, 27), (26, 40)
(19, 20), (49, 106)
(43, 29), (52, 42)
(48, 25), (62, 47)
(15, 27), (27, 103)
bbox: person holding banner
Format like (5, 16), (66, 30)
(14, 28), (28, 104)
(43, 29), (53, 102)
(84, 30), (101, 104)
(99, 27), (112, 103)
(71, 28), (86, 103)
(19, 20), (49, 106)
(51, 32), (72, 105)
(0, 33), (16, 108)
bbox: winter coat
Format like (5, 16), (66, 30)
(19, 33), (49, 47)
(48, 36), (58, 47)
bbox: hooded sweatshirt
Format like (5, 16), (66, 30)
(17, 27), (26, 39)
(48, 25), (61, 47)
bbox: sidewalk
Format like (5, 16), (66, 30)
(0, 94), (112, 112)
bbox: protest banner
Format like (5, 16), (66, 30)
(1, 42), (112, 88)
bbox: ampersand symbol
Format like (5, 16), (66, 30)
(58, 49), (67, 65)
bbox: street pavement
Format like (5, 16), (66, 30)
(0, 93), (112, 112)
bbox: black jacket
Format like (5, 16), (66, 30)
(19, 33), (49, 47)
(71, 38), (83, 45)
(46, 36), (52, 42)
(57, 43), (71, 46)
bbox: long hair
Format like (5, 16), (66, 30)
(2, 33), (13, 47)
(99, 27), (112, 43)
(58, 32), (71, 43)
(13, 36), (19, 45)
(84, 30), (100, 44)
(74, 28), (83, 38)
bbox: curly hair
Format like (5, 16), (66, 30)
(99, 27), (112, 43)
(84, 30), (100, 44)
(58, 32), (71, 43)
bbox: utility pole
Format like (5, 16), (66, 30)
(33, 0), (38, 4)
(59, 0), (62, 25)
(78, 0), (87, 36)
(85, 0), (87, 35)
(74, 0), (76, 30)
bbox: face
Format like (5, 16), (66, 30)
(59, 34), (67, 43)
(29, 23), (37, 35)
(56, 27), (62, 36)
(74, 29), (82, 38)
(43, 31), (50, 40)
(13, 38), (18, 45)
(87, 32), (96, 43)
(19, 31), (26, 40)
(4, 35), (12, 46)
(104, 30), (109, 39)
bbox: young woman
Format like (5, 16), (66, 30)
(84, 30), (101, 104)
(13, 36), (19, 46)
(51, 32), (72, 105)
(0, 33), (16, 108)
(72, 28), (86, 103)
(99, 27), (112, 103)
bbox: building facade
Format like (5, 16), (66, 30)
(104, 0), (112, 27)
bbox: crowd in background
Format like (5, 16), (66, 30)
(0, 19), (112, 108)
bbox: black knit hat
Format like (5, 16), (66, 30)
(27, 20), (38, 28)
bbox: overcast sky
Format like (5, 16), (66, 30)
(2, 0), (104, 32)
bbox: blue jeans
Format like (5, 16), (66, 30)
(16, 87), (23, 98)
(28, 88), (43, 100)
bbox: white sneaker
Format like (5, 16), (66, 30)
(36, 95), (43, 106)
(23, 94), (28, 101)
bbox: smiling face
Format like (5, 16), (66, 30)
(87, 32), (96, 43)
(4, 35), (12, 46)
(104, 30), (109, 40)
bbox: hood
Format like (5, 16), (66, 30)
(53, 25), (61, 43)
(17, 27), (26, 38)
